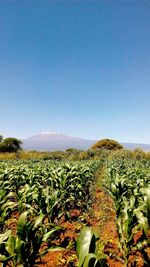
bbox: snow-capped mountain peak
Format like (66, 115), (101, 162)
(41, 131), (61, 135)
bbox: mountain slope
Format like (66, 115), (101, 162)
(22, 132), (95, 151)
(22, 132), (150, 151)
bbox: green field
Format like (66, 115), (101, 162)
(0, 150), (149, 266)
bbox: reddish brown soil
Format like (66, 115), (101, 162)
(37, 251), (64, 267)
(39, 251), (64, 267)
(40, 249), (78, 267)
(6, 210), (19, 234)
(37, 210), (83, 267)
(88, 188), (125, 267)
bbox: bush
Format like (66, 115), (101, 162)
(0, 136), (22, 153)
(91, 139), (123, 151)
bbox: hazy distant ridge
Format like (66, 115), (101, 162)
(22, 132), (150, 151)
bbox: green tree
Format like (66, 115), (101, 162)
(91, 139), (123, 151)
(0, 135), (3, 142)
(0, 137), (22, 152)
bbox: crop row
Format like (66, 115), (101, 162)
(105, 158), (150, 265)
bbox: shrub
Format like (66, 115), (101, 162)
(91, 139), (123, 151)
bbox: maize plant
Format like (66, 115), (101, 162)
(76, 227), (107, 267)
(0, 189), (16, 233)
(0, 211), (63, 267)
(106, 158), (150, 265)
(0, 160), (99, 218)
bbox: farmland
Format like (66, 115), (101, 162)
(0, 150), (150, 266)
(105, 158), (150, 266)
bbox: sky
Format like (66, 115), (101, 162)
(0, 0), (150, 143)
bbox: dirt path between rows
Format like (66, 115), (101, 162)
(88, 167), (125, 267)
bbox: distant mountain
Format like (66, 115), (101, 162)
(122, 143), (150, 152)
(22, 132), (95, 151)
(22, 132), (150, 151)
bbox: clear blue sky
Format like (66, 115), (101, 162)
(0, 0), (150, 143)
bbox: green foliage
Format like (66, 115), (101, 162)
(0, 135), (3, 143)
(0, 160), (100, 266)
(0, 145), (150, 161)
(76, 227), (107, 267)
(0, 137), (22, 153)
(65, 148), (79, 154)
(91, 139), (123, 151)
(105, 158), (150, 264)
(0, 212), (63, 267)
(0, 160), (99, 218)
